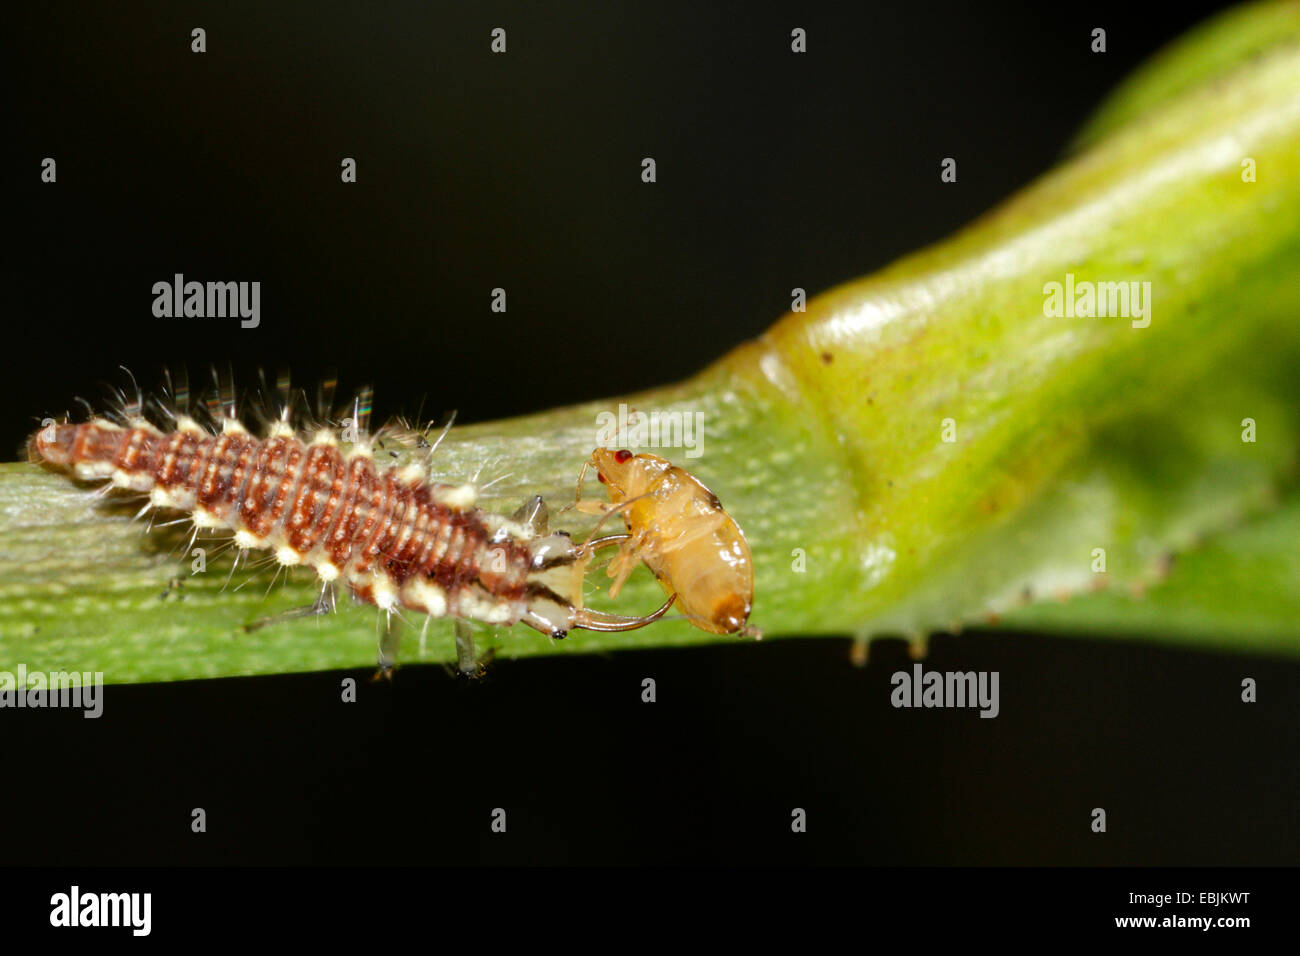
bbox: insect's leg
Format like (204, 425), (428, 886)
(454, 619), (478, 675)
(373, 611), (401, 682)
(573, 492), (653, 546)
(242, 582), (336, 633)
(569, 531), (638, 597)
(571, 500), (613, 519)
(604, 539), (646, 600)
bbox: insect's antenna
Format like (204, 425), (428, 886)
(572, 460), (593, 504)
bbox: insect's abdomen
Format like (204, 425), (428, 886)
(636, 468), (754, 635)
(33, 421), (532, 624)
(668, 535), (752, 635)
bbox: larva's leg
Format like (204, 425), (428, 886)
(374, 612), (401, 681)
(454, 619), (478, 675)
(242, 582), (336, 633)
(447, 621), (495, 679)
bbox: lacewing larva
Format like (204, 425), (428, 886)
(576, 448), (756, 636)
(28, 373), (673, 654)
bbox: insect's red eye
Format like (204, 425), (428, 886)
(614, 449), (633, 464)
(597, 472), (606, 484)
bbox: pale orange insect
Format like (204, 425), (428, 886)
(575, 449), (756, 636)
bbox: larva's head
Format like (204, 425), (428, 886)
(588, 448), (669, 503)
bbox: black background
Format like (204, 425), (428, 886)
(3, 1), (1296, 865)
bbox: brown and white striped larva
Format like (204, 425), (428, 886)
(575, 449), (756, 636)
(29, 374), (674, 673)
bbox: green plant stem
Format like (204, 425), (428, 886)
(3, 3), (1300, 682)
